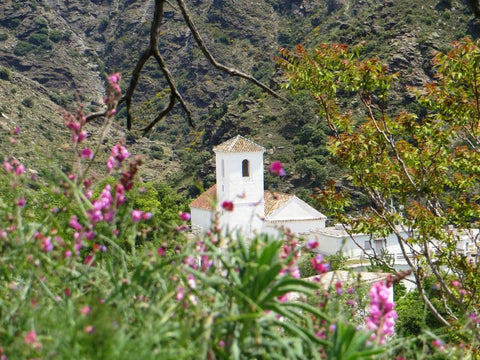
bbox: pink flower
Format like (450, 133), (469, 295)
(111, 144), (129, 162)
(452, 279), (460, 288)
(43, 237), (53, 252)
(81, 148), (94, 160)
(13, 126), (20, 134)
(24, 330), (41, 350)
(157, 247), (166, 256)
(311, 254), (330, 274)
(69, 215), (83, 231)
(80, 305), (91, 315)
(108, 73), (122, 95)
(365, 281), (397, 345)
(84, 254), (95, 266)
(307, 240), (319, 249)
(24, 330), (37, 345)
(187, 274), (197, 289)
(176, 286), (184, 301)
(179, 212), (191, 221)
(107, 156), (115, 172)
(131, 210), (143, 222)
(15, 163), (25, 175)
(221, 201), (234, 212)
(200, 255), (213, 271)
(16, 198), (26, 207)
(432, 339), (445, 351)
(3, 161), (13, 173)
(335, 281), (343, 295)
(346, 299), (356, 307)
(142, 212), (152, 220)
(269, 161), (286, 176)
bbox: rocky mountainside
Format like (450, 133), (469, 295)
(1, 0), (479, 200)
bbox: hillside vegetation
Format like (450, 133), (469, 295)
(1, 0), (479, 202)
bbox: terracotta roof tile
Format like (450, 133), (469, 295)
(213, 135), (265, 153)
(189, 185), (216, 210)
(264, 191), (293, 217)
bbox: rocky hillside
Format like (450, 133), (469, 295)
(1, 0), (479, 199)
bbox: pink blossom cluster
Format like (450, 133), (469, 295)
(365, 280), (397, 345)
(196, 241), (213, 272)
(3, 158), (25, 176)
(34, 231), (63, 253)
(64, 108), (87, 144)
(105, 73), (121, 116)
(221, 200), (234, 212)
(131, 209), (152, 222)
(107, 144), (130, 172)
(24, 330), (42, 350)
(311, 254), (330, 274)
(269, 161), (286, 176)
(279, 235), (301, 280)
(87, 184), (118, 224)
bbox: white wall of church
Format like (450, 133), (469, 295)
(215, 150), (265, 236)
(190, 208), (214, 233)
(215, 151), (264, 206)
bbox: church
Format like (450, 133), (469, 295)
(189, 135), (327, 238)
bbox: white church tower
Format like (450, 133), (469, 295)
(213, 135), (265, 237)
(189, 135), (327, 238)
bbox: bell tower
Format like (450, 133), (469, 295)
(213, 135), (265, 236)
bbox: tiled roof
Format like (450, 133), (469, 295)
(264, 191), (293, 216)
(213, 135), (265, 153)
(189, 185), (216, 210)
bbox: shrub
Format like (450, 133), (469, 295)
(49, 30), (64, 43)
(13, 41), (34, 56)
(22, 97), (34, 108)
(28, 33), (53, 50)
(5, 18), (21, 28)
(0, 33), (8, 41)
(0, 67), (11, 80)
(33, 16), (48, 27)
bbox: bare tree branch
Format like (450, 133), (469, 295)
(87, 0), (288, 134)
(176, 0), (289, 104)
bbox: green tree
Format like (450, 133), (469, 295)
(278, 38), (480, 327)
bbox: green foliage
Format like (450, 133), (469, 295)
(13, 41), (34, 56)
(278, 38), (480, 328)
(298, 252), (317, 278)
(49, 30), (64, 43)
(21, 97), (34, 108)
(0, 67), (11, 80)
(0, 33), (8, 41)
(28, 33), (53, 50)
(395, 292), (430, 336)
(33, 16), (48, 28)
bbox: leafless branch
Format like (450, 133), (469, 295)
(87, 0), (287, 134)
(176, 0), (289, 103)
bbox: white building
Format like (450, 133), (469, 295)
(189, 135), (477, 267)
(189, 135), (327, 238)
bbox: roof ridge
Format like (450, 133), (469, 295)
(213, 135), (265, 153)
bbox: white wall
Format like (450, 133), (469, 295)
(190, 208), (214, 234)
(263, 219), (326, 237)
(215, 150), (265, 237)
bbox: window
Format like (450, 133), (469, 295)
(242, 159), (249, 177)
